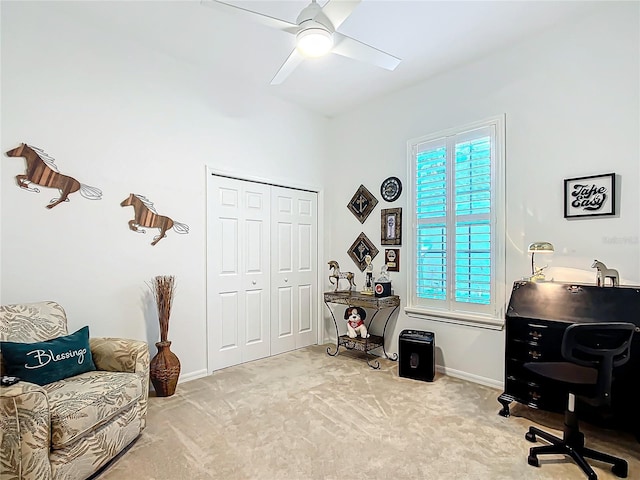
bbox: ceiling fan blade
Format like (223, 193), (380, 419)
(321, 0), (361, 30)
(332, 32), (401, 71)
(201, 0), (298, 34)
(271, 49), (304, 85)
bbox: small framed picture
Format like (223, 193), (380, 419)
(381, 208), (401, 245)
(385, 248), (400, 272)
(347, 232), (379, 272)
(347, 184), (378, 224)
(564, 173), (616, 218)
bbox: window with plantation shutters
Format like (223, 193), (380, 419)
(407, 116), (505, 328)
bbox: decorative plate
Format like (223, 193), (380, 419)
(380, 176), (402, 202)
(347, 232), (379, 272)
(347, 184), (378, 224)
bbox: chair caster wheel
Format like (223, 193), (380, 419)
(525, 432), (536, 443)
(611, 461), (628, 478)
(527, 455), (539, 467)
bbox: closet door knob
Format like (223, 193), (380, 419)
(284, 278), (289, 283)
(252, 280), (256, 285)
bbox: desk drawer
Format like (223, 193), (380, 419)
(504, 376), (565, 412)
(506, 318), (565, 364)
(507, 318), (565, 343)
(506, 339), (562, 363)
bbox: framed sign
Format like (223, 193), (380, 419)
(385, 248), (400, 272)
(347, 184), (378, 224)
(564, 173), (616, 218)
(381, 208), (401, 245)
(347, 232), (379, 272)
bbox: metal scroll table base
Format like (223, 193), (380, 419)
(324, 292), (399, 369)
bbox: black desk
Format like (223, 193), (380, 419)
(498, 281), (640, 436)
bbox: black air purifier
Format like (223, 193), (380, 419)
(399, 330), (435, 382)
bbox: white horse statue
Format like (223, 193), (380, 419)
(591, 260), (619, 287)
(328, 260), (356, 292)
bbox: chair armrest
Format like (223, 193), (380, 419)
(89, 337), (150, 429)
(0, 382), (52, 480)
(89, 337), (149, 374)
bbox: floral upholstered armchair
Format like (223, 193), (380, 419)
(0, 301), (149, 480)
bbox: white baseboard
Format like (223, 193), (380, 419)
(437, 365), (503, 390)
(178, 369), (208, 384)
(322, 340), (504, 391)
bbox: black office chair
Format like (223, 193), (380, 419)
(524, 322), (635, 480)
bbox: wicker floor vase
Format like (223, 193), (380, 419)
(150, 340), (181, 397)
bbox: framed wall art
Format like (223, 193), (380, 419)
(347, 232), (379, 272)
(381, 207), (401, 245)
(384, 248), (400, 272)
(347, 184), (378, 224)
(564, 173), (616, 218)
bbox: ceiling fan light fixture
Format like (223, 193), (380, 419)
(296, 27), (333, 58)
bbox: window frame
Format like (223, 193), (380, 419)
(405, 115), (506, 330)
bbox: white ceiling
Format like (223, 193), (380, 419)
(53, 0), (604, 117)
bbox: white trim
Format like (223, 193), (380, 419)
(316, 188), (325, 347)
(407, 114), (507, 326)
(404, 306), (504, 330)
(177, 368), (208, 384)
(208, 168), (320, 194)
(436, 365), (504, 390)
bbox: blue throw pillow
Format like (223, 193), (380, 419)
(1, 326), (96, 385)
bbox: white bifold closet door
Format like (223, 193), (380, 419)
(207, 174), (317, 372)
(270, 186), (317, 355)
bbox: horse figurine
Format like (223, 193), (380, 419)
(120, 194), (189, 246)
(591, 259), (619, 287)
(328, 260), (356, 292)
(5, 143), (102, 208)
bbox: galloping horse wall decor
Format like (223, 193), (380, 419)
(5, 143), (102, 208)
(120, 194), (189, 246)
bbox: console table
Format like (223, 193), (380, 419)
(324, 291), (400, 369)
(499, 280), (640, 437)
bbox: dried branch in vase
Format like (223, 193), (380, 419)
(149, 275), (176, 342)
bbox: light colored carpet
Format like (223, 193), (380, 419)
(96, 345), (639, 480)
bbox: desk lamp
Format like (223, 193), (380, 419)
(528, 242), (554, 281)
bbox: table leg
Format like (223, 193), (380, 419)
(325, 301), (341, 356)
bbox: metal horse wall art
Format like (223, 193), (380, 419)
(120, 193), (189, 246)
(5, 143), (102, 208)
(591, 259), (619, 287)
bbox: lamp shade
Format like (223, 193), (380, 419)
(296, 27), (333, 57)
(528, 242), (554, 253)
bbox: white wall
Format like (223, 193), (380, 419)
(326, 2), (640, 387)
(2, 2), (639, 389)
(0, 3), (328, 380)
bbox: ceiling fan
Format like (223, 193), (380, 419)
(202, 0), (401, 85)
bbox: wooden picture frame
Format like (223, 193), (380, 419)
(384, 248), (400, 272)
(564, 173), (616, 218)
(381, 208), (401, 245)
(347, 184), (378, 224)
(347, 232), (379, 272)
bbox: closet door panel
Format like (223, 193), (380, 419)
(208, 175), (270, 371)
(271, 187), (318, 355)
